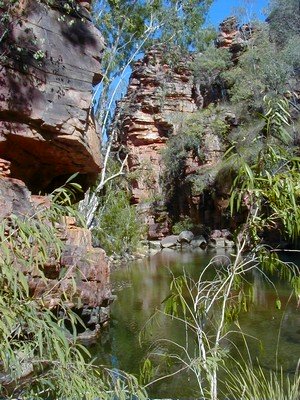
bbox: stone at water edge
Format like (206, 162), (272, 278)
(210, 229), (223, 239)
(161, 235), (179, 248)
(225, 239), (235, 248)
(190, 235), (207, 248)
(178, 230), (194, 244)
(207, 237), (226, 248)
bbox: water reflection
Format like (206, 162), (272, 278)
(91, 249), (300, 398)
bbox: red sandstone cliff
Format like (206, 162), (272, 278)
(115, 48), (223, 238)
(0, 0), (104, 192)
(116, 46), (198, 205)
(116, 18), (250, 238)
(0, 0), (111, 327)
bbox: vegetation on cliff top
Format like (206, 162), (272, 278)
(159, 0), (299, 235)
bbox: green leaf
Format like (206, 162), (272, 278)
(275, 299), (281, 310)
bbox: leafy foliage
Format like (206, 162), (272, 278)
(161, 106), (232, 205)
(268, 0), (300, 46)
(229, 97), (300, 243)
(225, 361), (300, 400)
(222, 26), (289, 109)
(93, 166), (145, 255)
(162, 130), (201, 200)
(192, 45), (232, 88)
(94, 0), (214, 72)
(0, 184), (146, 398)
(94, 190), (144, 256)
(172, 216), (194, 234)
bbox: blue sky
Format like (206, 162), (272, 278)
(205, 0), (270, 27)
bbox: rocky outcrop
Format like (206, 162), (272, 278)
(32, 214), (111, 317)
(0, 1), (111, 328)
(115, 46), (202, 238)
(216, 16), (253, 59)
(116, 46), (198, 205)
(116, 44), (234, 237)
(0, 175), (112, 327)
(0, 0), (104, 193)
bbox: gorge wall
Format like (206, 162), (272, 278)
(116, 46), (197, 205)
(0, 0), (103, 192)
(0, 0), (111, 329)
(116, 17), (246, 239)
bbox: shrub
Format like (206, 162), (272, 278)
(172, 216), (194, 234)
(0, 183), (146, 398)
(94, 190), (145, 256)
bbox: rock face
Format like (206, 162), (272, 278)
(0, 175), (112, 327)
(116, 46), (198, 205)
(216, 16), (253, 59)
(116, 46), (203, 238)
(116, 45), (230, 238)
(33, 215), (111, 314)
(115, 17), (257, 238)
(0, 0), (104, 192)
(0, 1), (111, 327)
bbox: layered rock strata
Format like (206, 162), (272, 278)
(0, 1), (111, 327)
(0, 0), (104, 192)
(216, 16), (253, 59)
(0, 174), (112, 328)
(116, 46), (227, 238)
(116, 46), (198, 205)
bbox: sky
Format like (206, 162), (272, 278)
(205, 0), (270, 27)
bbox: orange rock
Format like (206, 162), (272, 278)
(0, 0), (104, 194)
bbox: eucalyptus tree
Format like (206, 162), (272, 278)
(80, 0), (213, 228)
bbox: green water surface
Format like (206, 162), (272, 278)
(90, 248), (300, 399)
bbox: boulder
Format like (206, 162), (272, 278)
(161, 235), (179, 248)
(207, 238), (226, 248)
(221, 229), (233, 239)
(178, 230), (194, 244)
(210, 229), (223, 239)
(224, 239), (235, 248)
(147, 240), (162, 249)
(190, 235), (207, 248)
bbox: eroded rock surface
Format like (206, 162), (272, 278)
(0, 176), (112, 326)
(116, 45), (230, 237)
(116, 46), (198, 205)
(0, 0), (104, 192)
(216, 16), (253, 59)
(0, 1), (111, 327)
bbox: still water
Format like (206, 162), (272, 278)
(91, 248), (300, 398)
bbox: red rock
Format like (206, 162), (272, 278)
(0, 0), (104, 193)
(216, 16), (254, 60)
(115, 46), (228, 236)
(0, 158), (11, 177)
(0, 1), (111, 322)
(116, 46), (198, 206)
(0, 176), (111, 314)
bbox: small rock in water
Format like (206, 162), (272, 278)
(161, 235), (179, 248)
(190, 235), (207, 248)
(178, 230), (194, 243)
